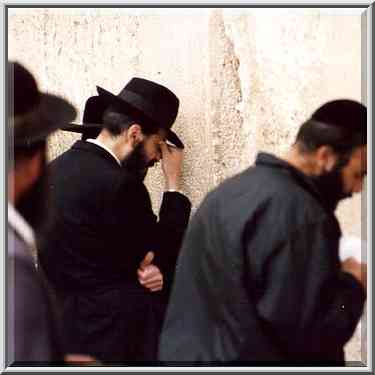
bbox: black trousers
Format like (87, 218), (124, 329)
(60, 283), (167, 364)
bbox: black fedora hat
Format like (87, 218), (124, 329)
(61, 77), (184, 149)
(9, 62), (77, 147)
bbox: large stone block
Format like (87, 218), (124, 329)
(8, 7), (366, 364)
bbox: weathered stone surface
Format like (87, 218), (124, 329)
(8, 8), (366, 364)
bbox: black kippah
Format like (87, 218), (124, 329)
(311, 99), (366, 132)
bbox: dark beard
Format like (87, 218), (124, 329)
(121, 141), (155, 181)
(16, 156), (51, 238)
(311, 163), (352, 212)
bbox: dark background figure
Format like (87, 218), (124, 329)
(7, 62), (76, 365)
(38, 78), (191, 363)
(159, 99), (367, 365)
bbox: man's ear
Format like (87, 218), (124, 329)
(315, 145), (338, 173)
(126, 124), (144, 147)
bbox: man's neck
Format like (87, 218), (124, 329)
(282, 146), (317, 177)
(96, 133), (123, 161)
(90, 128), (135, 166)
(8, 171), (27, 206)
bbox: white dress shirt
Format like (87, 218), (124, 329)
(86, 138), (122, 166)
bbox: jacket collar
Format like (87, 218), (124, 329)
(255, 152), (333, 212)
(72, 140), (122, 168)
(86, 138), (122, 166)
(8, 202), (36, 249)
(8, 203), (39, 268)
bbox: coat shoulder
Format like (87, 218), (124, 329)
(199, 164), (332, 241)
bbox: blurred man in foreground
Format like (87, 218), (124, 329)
(7, 62), (76, 364)
(160, 99), (367, 365)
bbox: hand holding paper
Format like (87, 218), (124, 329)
(339, 236), (366, 263)
(340, 236), (367, 290)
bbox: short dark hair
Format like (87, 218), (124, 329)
(296, 100), (367, 159)
(102, 105), (158, 137)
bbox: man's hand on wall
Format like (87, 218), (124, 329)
(160, 141), (183, 191)
(137, 251), (163, 292)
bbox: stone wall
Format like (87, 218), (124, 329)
(8, 7), (367, 364)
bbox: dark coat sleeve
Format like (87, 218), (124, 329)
(113, 176), (191, 291)
(155, 192), (192, 293)
(246, 218), (366, 360)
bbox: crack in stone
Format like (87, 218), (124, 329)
(209, 10), (245, 186)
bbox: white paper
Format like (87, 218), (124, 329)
(339, 236), (367, 263)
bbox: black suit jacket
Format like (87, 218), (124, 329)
(39, 140), (191, 361)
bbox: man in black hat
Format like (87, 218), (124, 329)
(160, 99), (367, 365)
(39, 78), (191, 363)
(7, 61), (76, 364)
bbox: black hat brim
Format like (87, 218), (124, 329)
(61, 122), (184, 150)
(14, 93), (76, 146)
(60, 123), (102, 141)
(166, 129), (184, 149)
(60, 123), (102, 132)
(96, 86), (184, 149)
